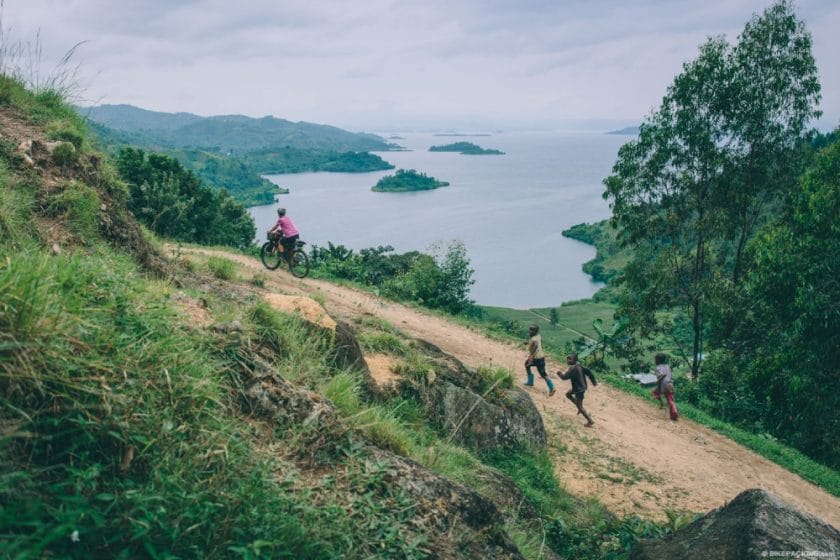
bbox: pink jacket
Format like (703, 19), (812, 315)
(274, 215), (299, 237)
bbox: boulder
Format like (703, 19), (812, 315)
(243, 373), (338, 431)
(429, 381), (547, 450)
(631, 488), (840, 560)
(332, 320), (368, 373)
(365, 446), (525, 559)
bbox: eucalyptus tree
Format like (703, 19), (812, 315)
(605, 37), (733, 377)
(722, 0), (821, 286)
(603, 1), (820, 377)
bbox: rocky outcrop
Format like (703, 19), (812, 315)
(631, 488), (840, 560)
(332, 320), (368, 373)
(405, 340), (547, 451)
(243, 372), (339, 431)
(430, 382), (547, 450)
(242, 370), (524, 559)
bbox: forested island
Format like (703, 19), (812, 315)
(371, 169), (450, 192)
(429, 141), (504, 155)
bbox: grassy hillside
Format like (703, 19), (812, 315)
(2, 76), (689, 558)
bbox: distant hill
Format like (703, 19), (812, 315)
(78, 104), (203, 132)
(606, 126), (640, 135)
(80, 104), (397, 154)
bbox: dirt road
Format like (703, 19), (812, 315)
(181, 246), (840, 527)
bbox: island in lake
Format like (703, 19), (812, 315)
(428, 141), (504, 155)
(606, 126), (640, 135)
(371, 169), (450, 192)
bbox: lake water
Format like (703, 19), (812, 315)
(249, 131), (628, 309)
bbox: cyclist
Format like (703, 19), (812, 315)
(267, 208), (300, 261)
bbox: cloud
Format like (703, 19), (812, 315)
(3, 0), (838, 128)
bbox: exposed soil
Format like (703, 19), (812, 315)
(365, 353), (400, 389)
(263, 293), (337, 331)
(179, 245), (840, 528)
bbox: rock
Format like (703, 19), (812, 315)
(365, 446), (525, 559)
(243, 373), (338, 430)
(331, 320), (368, 373)
(51, 243), (61, 255)
(42, 140), (75, 154)
(430, 381), (547, 450)
(630, 488), (840, 560)
(403, 340), (547, 451)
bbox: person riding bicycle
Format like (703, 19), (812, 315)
(267, 208), (300, 261)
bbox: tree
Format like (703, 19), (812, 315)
(741, 135), (840, 465)
(116, 147), (256, 248)
(722, 2), (821, 286)
(549, 308), (559, 328)
(604, 1), (820, 377)
(605, 36), (733, 377)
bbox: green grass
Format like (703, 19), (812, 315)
(0, 252), (329, 557)
(478, 300), (617, 354)
(207, 255), (237, 280)
(46, 180), (100, 242)
(483, 447), (686, 559)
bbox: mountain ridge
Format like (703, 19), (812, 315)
(80, 103), (396, 153)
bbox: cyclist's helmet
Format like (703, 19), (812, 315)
(277, 208), (286, 217)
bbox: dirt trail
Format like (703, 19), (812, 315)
(181, 246), (840, 527)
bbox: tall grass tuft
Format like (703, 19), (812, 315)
(46, 181), (99, 242)
(0, 163), (38, 249)
(207, 255), (237, 280)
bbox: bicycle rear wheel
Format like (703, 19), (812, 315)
(260, 241), (283, 270)
(289, 250), (310, 278)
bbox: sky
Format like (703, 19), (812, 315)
(2, 0), (838, 132)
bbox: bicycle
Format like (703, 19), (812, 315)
(260, 232), (310, 278)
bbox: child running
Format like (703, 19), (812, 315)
(652, 352), (679, 421)
(524, 325), (556, 396)
(557, 353), (597, 427)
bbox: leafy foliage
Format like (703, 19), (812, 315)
(115, 147), (256, 248)
(310, 241), (476, 315)
(694, 134), (840, 467)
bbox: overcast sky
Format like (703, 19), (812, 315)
(2, 0), (838, 131)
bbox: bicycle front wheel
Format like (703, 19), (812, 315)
(260, 242), (283, 270)
(289, 250), (310, 278)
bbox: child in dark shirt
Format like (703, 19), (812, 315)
(557, 353), (597, 427)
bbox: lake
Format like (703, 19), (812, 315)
(249, 131), (628, 309)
